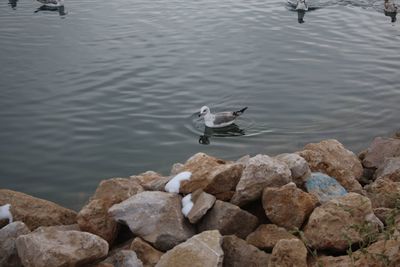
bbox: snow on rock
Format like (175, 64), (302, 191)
(165, 172), (192, 193)
(0, 204), (13, 224)
(181, 194), (193, 217)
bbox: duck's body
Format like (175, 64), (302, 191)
(36, 0), (64, 7)
(384, 0), (397, 13)
(199, 106), (248, 128)
(296, 0), (308, 10)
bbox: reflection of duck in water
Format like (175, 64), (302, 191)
(8, 0), (18, 9)
(288, 0), (319, 24)
(384, 0), (397, 22)
(35, 0), (66, 16)
(198, 124), (245, 145)
(296, 0), (308, 23)
(288, 0), (309, 23)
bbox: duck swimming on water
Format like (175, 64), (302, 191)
(198, 106), (248, 128)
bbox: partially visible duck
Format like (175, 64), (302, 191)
(384, 0), (397, 13)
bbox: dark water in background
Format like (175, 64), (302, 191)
(0, 0), (399, 210)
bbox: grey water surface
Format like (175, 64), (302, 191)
(0, 0), (399, 210)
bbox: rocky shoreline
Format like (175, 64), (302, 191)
(1, 135), (400, 267)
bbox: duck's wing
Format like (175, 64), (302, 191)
(213, 112), (237, 125)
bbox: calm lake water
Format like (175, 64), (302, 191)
(0, 0), (399, 210)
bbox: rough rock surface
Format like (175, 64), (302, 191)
(373, 207), (393, 224)
(155, 230), (224, 267)
(179, 153), (243, 196)
(365, 179), (400, 208)
(187, 189), (216, 224)
(313, 255), (352, 267)
(298, 139), (363, 193)
(102, 250), (143, 267)
(0, 221), (30, 267)
(222, 235), (270, 267)
(262, 183), (318, 230)
(77, 177), (144, 244)
(362, 137), (400, 169)
(352, 239), (400, 266)
(109, 191), (195, 251)
(130, 171), (169, 191)
(90, 178), (144, 202)
(34, 223), (80, 232)
(374, 157), (400, 182)
(275, 153), (311, 187)
(0, 189), (77, 230)
(15, 228), (109, 267)
(197, 200), (259, 239)
(269, 239), (308, 267)
(231, 154), (291, 207)
(246, 224), (298, 251)
(303, 193), (380, 251)
(305, 172), (348, 203)
(130, 237), (163, 267)
(170, 163), (184, 176)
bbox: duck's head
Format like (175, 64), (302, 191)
(199, 106), (210, 117)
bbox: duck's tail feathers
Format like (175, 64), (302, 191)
(234, 107), (248, 116)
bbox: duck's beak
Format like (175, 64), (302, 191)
(198, 113), (203, 117)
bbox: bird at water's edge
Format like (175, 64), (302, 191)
(198, 106), (248, 128)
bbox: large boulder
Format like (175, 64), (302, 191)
(178, 153), (243, 197)
(269, 239), (308, 267)
(77, 178), (144, 244)
(246, 224), (298, 251)
(101, 250), (143, 267)
(298, 139), (363, 193)
(262, 183), (318, 230)
(365, 179), (400, 208)
(155, 230), (224, 267)
(197, 200), (259, 239)
(231, 154), (291, 207)
(130, 237), (163, 267)
(0, 221), (30, 267)
(186, 189), (216, 224)
(15, 227), (108, 267)
(305, 172), (348, 203)
(361, 137), (400, 169)
(374, 157), (400, 182)
(222, 235), (270, 267)
(109, 191), (195, 251)
(275, 153), (311, 187)
(0, 189), (76, 230)
(303, 193), (381, 251)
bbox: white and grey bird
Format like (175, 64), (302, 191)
(198, 106), (248, 128)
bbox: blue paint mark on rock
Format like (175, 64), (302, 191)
(305, 172), (347, 203)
